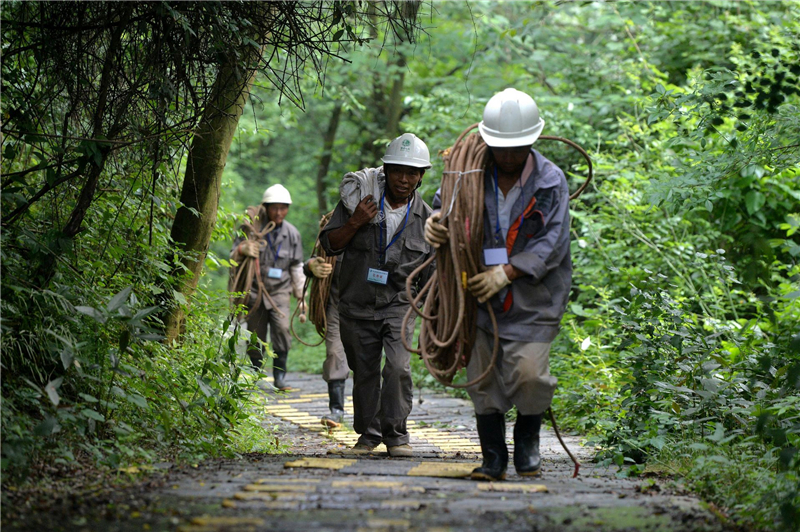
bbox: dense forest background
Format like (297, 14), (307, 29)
(2, 2), (799, 530)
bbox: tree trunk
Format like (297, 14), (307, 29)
(163, 52), (260, 343)
(385, 52), (406, 140)
(316, 101), (343, 215)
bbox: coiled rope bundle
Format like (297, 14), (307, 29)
(229, 205), (280, 319)
(290, 211), (337, 347)
(402, 128), (499, 388)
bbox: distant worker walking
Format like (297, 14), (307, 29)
(320, 133), (436, 458)
(425, 88), (572, 480)
(304, 252), (349, 428)
(231, 184), (306, 391)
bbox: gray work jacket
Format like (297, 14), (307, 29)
(433, 148), (572, 342)
(232, 220), (304, 307)
(319, 189), (435, 320)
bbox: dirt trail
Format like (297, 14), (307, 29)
(5, 373), (732, 531)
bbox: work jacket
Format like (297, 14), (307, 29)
(232, 219), (305, 309)
(433, 148), (572, 343)
(319, 189), (435, 320)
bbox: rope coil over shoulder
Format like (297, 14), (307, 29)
(403, 123), (593, 477)
(229, 205), (281, 319)
(290, 211), (337, 347)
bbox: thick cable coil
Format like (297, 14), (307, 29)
(401, 128), (500, 389)
(229, 205), (281, 319)
(290, 211), (337, 347)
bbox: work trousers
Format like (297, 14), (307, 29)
(245, 291), (292, 369)
(339, 314), (414, 448)
(466, 327), (557, 416)
(322, 298), (349, 382)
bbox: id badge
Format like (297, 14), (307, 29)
(484, 247), (509, 266)
(268, 267), (283, 279)
(366, 268), (389, 285)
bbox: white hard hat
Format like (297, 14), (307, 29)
(381, 133), (432, 169)
(261, 184), (292, 205)
(479, 88), (545, 148)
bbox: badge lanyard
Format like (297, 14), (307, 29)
(266, 233), (282, 263)
(377, 190), (411, 267)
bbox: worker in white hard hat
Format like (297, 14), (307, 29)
(231, 183), (306, 391)
(318, 133), (436, 458)
(425, 88), (572, 480)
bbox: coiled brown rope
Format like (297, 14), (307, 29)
(290, 211), (337, 347)
(229, 205), (282, 319)
(401, 129), (500, 389)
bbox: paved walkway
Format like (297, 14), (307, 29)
(159, 373), (730, 532)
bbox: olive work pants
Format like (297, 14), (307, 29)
(322, 298), (349, 382)
(466, 327), (558, 416)
(245, 291), (291, 369)
(339, 314), (414, 448)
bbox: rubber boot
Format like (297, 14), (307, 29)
(514, 413), (542, 476)
(273, 351), (289, 391)
(471, 413), (508, 481)
(321, 380), (346, 429)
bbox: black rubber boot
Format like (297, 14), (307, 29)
(273, 351), (289, 391)
(322, 380), (346, 428)
(471, 413), (508, 481)
(514, 413), (542, 476)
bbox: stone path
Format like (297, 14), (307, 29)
(159, 373), (730, 532)
(5, 373), (733, 531)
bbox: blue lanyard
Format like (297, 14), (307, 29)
(266, 233), (282, 263)
(492, 166), (525, 246)
(378, 191), (411, 266)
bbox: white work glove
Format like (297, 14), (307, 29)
(308, 257), (333, 278)
(424, 212), (449, 248)
(467, 265), (511, 303)
(238, 240), (260, 258)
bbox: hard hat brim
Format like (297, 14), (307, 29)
(479, 119), (545, 148)
(381, 156), (432, 169)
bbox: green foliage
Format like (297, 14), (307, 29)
(2, 1), (800, 529)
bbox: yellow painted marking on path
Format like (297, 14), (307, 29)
(269, 391), (480, 455)
(407, 461), (480, 478)
(233, 491), (307, 501)
(477, 482), (548, 493)
(380, 499), (422, 510)
(331, 480), (404, 488)
(284, 457), (356, 470)
(242, 484), (313, 492)
(182, 516), (265, 531)
(362, 518), (411, 529)
(256, 477), (321, 484)
(220, 498), (237, 508)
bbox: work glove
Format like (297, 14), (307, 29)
(424, 212), (449, 248)
(467, 265), (511, 303)
(238, 240), (260, 258)
(308, 257), (333, 278)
